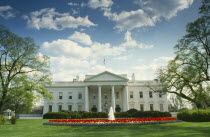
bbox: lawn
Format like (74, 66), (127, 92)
(0, 119), (210, 137)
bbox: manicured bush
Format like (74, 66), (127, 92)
(177, 109), (210, 122)
(43, 112), (70, 119)
(10, 116), (16, 124)
(0, 115), (6, 125)
(91, 107), (97, 112)
(115, 112), (128, 118)
(127, 109), (138, 114)
(115, 106), (121, 112)
(115, 111), (171, 118)
(89, 112), (108, 118)
(58, 110), (108, 119)
(69, 112), (82, 119)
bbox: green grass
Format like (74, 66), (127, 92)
(0, 119), (210, 137)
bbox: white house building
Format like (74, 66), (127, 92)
(43, 71), (168, 114)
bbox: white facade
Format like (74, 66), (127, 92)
(43, 71), (168, 114)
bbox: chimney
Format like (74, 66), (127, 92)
(132, 73), (135, 81)
(76, 75), (79, 81)
(154, 79), (158, 82)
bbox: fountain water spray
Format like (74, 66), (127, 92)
(108, 106), (115, 120)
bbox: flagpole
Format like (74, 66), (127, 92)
(103, 58), (106, 70)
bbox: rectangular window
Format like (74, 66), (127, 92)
(159, 92), (162, 98)
(104, 95), (108, 99)
(139, 91), (143, 98)
(68, 105), (72, 111)
(116, 92), (119, 99)
(130, 91), (133, 98)
(93, 95), (96, 99)
(150, 104), (154, 111)
(149, 91), (153, 98)
(93, 105), (96, 108)
(68, 92), (72, 99)
(140, 104), (144, 111)
(49, 105), (52, 112)
(59, 92), (63, 99)
(160, 104), (164, 112)
(78, 93), (82, 99)
(58, 105), (62, 112)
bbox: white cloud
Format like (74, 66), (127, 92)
(150, 56), (174, 70)
(121, 31), (154, 49)
(132, 64), (149, 71)
(51, 56), (91, 69)
(114, 55), (130, 61)
(102, 0), (193, 31)
(41, 36), (125, 60)
(88, 0), (113, 9)
(68, 3), (79, 6)
(0, 5), (15, 19)
(42, 39), (92, 58)
(23, 8), (96, 30)
(91, 42), (125, 58)
(104, 9), (155, 31)
(52, 69), (82, 81)
(153, 56), (174, 62)
(134, 0), (194, 19)
(68, 31), (92, 45)
(132, 56), (173, 71)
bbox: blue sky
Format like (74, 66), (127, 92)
(0, 0), (201, 81)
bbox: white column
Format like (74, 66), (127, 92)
(124, 85), (129, 111)
(98, 85), (102, 112)
(85, 86), (89, 111)
(111, 85), (115, 112)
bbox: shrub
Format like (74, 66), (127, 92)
(115, 106), (121, 112)
(115, 112), (128, 118)
(177, 109), (210, 122)
(127, 109), (138, 114)
(10, 116), (16, 124)
(60, 110), (108, 119)
(91, 107), (97, 112)
(0, 115), (6, 125)
(69, 112), (82, 119)
(90, 112), (108, 118)
(43, 112), (70, 119)
(115, 111), (171, 118)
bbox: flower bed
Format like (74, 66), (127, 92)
(43, 117), (182, 126)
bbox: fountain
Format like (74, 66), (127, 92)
(108, 106), (115, 120)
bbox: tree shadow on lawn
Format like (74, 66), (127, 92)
(51, 122), (210, 137)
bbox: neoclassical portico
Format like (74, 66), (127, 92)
(84, 71), (129, 112)
(43, 71), (169, 114)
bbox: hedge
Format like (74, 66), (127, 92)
(177, 109), (210, 122)
(43, 111), (108, 119)
(115, 110), (171, 118)
(43, 112), (70, 119)
(43, 109), (171, 119)
(0, 115), (6, 125)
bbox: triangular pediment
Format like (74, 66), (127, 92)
(84, 71), (129, 82)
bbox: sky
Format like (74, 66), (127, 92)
(0, 0), (201, 81)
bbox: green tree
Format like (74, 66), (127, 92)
(157, 0), (210, 109)
(0, 25), (52, 113)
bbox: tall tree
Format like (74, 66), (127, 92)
(156, 0), (210, 109)
(0, 26), (52, 113)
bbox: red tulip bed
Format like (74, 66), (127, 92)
(43, 117), (182, 126)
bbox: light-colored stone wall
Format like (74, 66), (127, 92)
(43, 72), (168, 114)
